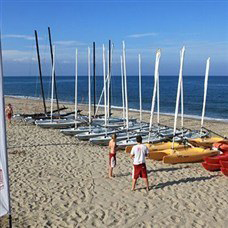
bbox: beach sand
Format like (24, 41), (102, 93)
(1, 96), (228, 228)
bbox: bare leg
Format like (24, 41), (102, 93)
(143, 178), (149, 192)
(132, 179), (137, 191)
(109, 167), (113, 178)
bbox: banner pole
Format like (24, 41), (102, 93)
(0, 31), (12, 227)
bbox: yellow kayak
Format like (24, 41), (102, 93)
(148, 149), (173, 160)
(162, 148), (218, 164)
(146, 142), (185, 151)
(125, 142), (185, 154)
(148, 146), (218, 162)
(188, 137), (224, 148)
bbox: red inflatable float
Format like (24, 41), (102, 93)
(213, 141), (228, 153)
(221, 168), (228, 176)
(220, 160), (228, 169)
(204, 154), (228, 164)
(202, 162), (221, 171)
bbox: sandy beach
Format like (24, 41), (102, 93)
(1, 96), (228, 228)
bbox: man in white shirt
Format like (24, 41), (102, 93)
(130, 135), (149, 192)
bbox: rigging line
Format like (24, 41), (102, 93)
(95, 67), (112, 116)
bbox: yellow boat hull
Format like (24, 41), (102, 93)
(188, 137), (224, 148)
(125, 142), (185, 154)
(148, 150), (172, 160)
(146, 142), (185, 151)
(162, 148), (218, 164)
(146, 142), (186, 161)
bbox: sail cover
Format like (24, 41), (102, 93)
(0, 37), (10, 217)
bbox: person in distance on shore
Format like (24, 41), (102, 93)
(108, 134), (117, 178)
(130, 135), (149, 192)
(5, 103), (13, 125)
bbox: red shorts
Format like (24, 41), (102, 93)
(132, 163), (147, 180)
(7, 113), (12, 119)
(109, 153), (116, 168)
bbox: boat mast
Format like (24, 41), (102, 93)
(157, 71), (160, 127)
(93, 42), (96, 117)
(200, 57), (210, 133)
(138, 54), (142, 128)
(120, 55), (125, 120)
(180, 63), (184, 133)
(34, 30), (47, 115)
(50, 46), (55, 121)
(48, 27), (60, 117)
(103, 45), (107, 127)
(88, 47), (91, 128)
(106, 49), (110, 123)
(148, 49), (161, 141)
(122, 41), (129, 132)
(172, 46), (185, 149)
(74, 48), (78, 128)
(108, 40), (112, 117)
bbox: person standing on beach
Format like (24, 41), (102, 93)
(5, 103), (13, 124)
(130, 135), (149, 191)
(108, 134), (117, 178)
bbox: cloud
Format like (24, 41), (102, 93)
(54, 40), (87, 46)
(3, 50), (40, 63)
(127, 32), (158, 38)
(2, 34), (36, 41)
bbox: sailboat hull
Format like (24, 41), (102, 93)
(117, 135), (163, 150)
(76, 128), (123, 141)
(162, 148), (218, 164)
(89, 131), (148, 146)
(188, 137), (224, 148)
(35, 119), (82, 129)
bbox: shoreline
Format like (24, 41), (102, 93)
(6, 95), (228, 124)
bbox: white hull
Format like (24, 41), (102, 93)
(116, 129), (203, 149)
(101, 121), (149, 129)
(89, 131), (148, 146)
(117, 134), (163, 149)
(89, 125), (170, 146)
(174, 130), (209, 141)
(35, 119), (83, 129)
(60, 125), (103, 135)
(76, 128), (124, 141)
(92, 117), (137, 125)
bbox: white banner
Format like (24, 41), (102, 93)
(0, 36), (10, 217)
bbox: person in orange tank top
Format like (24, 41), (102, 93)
(108, 134), (117, 178)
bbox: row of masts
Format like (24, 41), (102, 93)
(35, 33), (211, 141)
(35, 27), (60, 116)
(35, 28), (113, 118)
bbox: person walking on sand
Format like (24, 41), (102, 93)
(5, 103), (13, 124)
(130, 135), (149, 191)
(108, 134), (117, 178)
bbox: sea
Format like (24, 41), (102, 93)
(3, 76), (228, 122)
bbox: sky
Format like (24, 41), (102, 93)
(0, 0), (228, 76)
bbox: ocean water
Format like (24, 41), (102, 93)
(3, 76), (228, 121)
